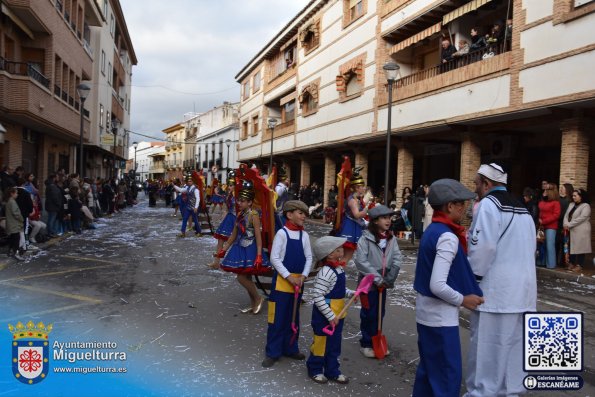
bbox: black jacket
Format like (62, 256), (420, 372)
(45, 181), (63, 212)
(16, 187), (33, 220)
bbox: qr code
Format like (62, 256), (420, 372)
(524, 312), (582, 371)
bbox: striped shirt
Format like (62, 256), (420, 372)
(311, 266), (354, 322)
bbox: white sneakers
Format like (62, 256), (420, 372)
(360, 347), (391, 358)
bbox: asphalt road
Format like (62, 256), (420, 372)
(0, 198), (592, 397)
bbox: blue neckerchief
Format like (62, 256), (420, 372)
(488, 186), (506, 194)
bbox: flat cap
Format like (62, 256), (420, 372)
(368, 204), (395, 219)
(313, 236), (347, 262)
(428, 178), (475, 206)
(283, 200), (308, 214)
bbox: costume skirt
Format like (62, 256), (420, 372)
(337, 216), (363, 250)
(221, 240), (271, 276)
(211, 195), (224, 204)
(214, 212), (236, 241)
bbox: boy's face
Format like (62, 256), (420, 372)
(286, 209), (306, 226)
(327, 246), (344, 261)
(238, 198), (251, 209)
(374, 215), (392, 232)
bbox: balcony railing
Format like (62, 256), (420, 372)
(396, 42), (510, 88)
(0, 57), (50, 88)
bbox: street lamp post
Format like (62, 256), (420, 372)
(383, 62), (400, 206)
(111, 119), (120, 180)
(267, 118), (278, 175)
(76, 83), (91, 177)
(132, 141), (138, 180)
(225, 139), (232, 168)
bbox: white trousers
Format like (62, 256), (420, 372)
(465, 311), (526, 397)
(30, 220), (46, 240)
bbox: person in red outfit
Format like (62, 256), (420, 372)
(538, 184), (561, 268)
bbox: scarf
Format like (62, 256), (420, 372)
(432, 210), (468, 254)
(285, 221), (304, 231)
(325, 260), (345, 269)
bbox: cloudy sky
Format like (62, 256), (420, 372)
(120, 0), (311, 142)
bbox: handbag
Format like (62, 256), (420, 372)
(536, 227), (545, 244)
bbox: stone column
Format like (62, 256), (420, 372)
(396, 142), (413, 209)
(460, 132), (481, 192)
(354, 149), (369, 184)
(300, 157), (311, 186)
(323, 153), (337, 208)
(560, 118), (590, 190)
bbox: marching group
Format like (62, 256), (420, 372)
(155, 159), (551, 396)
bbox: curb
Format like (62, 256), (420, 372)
(536, 266), (595, 286)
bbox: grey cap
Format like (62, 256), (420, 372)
(368, 204), (394, 219)
(428, 178), (476, 206)
(283, 200), (308, 214)
(312, 236), (347, 262)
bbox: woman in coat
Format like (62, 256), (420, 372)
(563, 189), (591, 273)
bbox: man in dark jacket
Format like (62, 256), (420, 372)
(45, 174), (63, 237)
(15, 178), (33, 249)
(1, 165), (16, 196)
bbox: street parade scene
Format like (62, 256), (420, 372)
(0, 0), (594, 396)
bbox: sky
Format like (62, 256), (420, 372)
(120, 0), (311, 143)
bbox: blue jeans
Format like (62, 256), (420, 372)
(545, 228), (557, 268)
(47, 211), (58, 236)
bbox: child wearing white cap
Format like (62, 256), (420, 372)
(306, 236), (354, 384)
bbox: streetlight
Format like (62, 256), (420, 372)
(267, 118), (278, 175)
(225, 139), (232, 168)
(76, 83), (91, 177)
(111, 118), (120, 179)
(132, 141), (138, 180)
(0, 122), (6, 144)
(383, 62), (399, 206)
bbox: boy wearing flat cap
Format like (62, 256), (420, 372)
(306, 236), (355, 384)
(412, 179), (484, 397)
(354, 204), (402, 358)
(263, 200), (313, 368)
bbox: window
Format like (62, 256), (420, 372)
(106, 111), (111, 130)
(343, 0), (366, 27)
(299, 79), (320, 116)
(241, 120), (249, 140)
(103, 0), (108, 18)
(243, 80), (250, 100)
(345, 73), (362, 96)
(253, 71), (261, 92)
(270, 43), (297, 80)
(107, 62), (112, 85)
(282, 101), (295, 123)
(252, 115), (260, 136)
(99, 104), (104, 127)
(110, 14), (115, 36)
(336, 55), (365, 101)
(300, 20), (321, 54)
(101, 50), (106, 75)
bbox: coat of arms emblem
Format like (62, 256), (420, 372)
(8, 320), (52, 385)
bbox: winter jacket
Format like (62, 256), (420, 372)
(5, 197), (24, 235)
(45, 182), (63, 212)
(16, 187), (33, 220)
(563, 203), (592, 255)
(538, 199), (561, 230)
(355, 230), (402, 288)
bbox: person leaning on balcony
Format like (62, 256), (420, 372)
(453, 40), (470, 57)
(440, 38), (457, 64)
(469, 27), (487, 53)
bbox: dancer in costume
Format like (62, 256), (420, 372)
(262, 200), (312, 368)
(216, 180), (270, 314)
(211, 181), (225, 214)
(337, 167), (370, 264)
(208, 170), (237, 269)
(173, 176), (201, 237)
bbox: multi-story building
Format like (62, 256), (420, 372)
(236, 0), (595, 246)
(193, 102), (239, 185)
(86, 0), (137, 179)
(126, 141), (165, 181)
(0, 0), (135, 188)
(163, 122), (185, 181)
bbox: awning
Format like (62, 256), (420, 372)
(390, 22), (442, 55)
(443, 0), (493, 25)
(1, 4), (34, 40)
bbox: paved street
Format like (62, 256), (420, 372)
(0, 198), (593, 396)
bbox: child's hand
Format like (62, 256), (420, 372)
(286, 274), (303, 287)
(462, 294), (485, 310)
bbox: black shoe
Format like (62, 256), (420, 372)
(286, 352), (305, 360)
(261, 356), (278, 368)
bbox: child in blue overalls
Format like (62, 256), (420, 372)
(209, 171), (236, 269)
(262, 200), (312, 368)
(307, 236), (354, 384)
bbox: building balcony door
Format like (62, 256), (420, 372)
(22, 139), (39, 176)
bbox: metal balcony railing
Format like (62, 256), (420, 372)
(0, 57), (50, 88)
(396, 42), (510, 88)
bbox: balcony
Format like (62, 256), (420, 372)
(0, 58), (49, 88)
(382, 44), (511, 104)
(150, 161), (165, 173)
